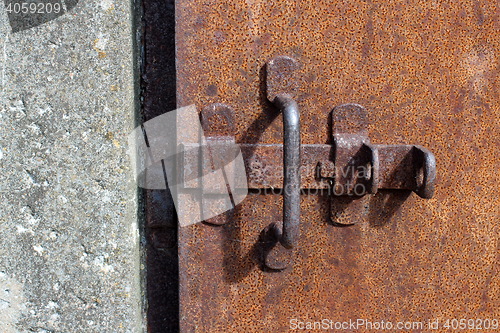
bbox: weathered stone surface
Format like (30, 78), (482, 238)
(0, 0), (142, 332)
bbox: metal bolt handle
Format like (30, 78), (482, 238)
(264, 56), (302, 269)
(274, 94), (301, 249)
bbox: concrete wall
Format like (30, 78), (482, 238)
(0, 0), (142, 331)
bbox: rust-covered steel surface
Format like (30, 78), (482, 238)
(176, 0), (500, 332)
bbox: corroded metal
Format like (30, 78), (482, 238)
(182, 126), (436, 198)
(266, 56), (300, 102)
(175, 0), (500, 332)
(266, 59), (302, 268)
(201, 103), (237, 226)
(264, 94), (301, 269)
(182, 142), (434, 193)
(330, 103), (436, 199)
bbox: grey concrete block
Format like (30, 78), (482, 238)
(0, 0), (142, 332)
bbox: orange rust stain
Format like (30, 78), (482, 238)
(176, 0), (500, 331)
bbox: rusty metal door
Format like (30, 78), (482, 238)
(148, 0), (500, 331)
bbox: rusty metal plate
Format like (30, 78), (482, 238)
(175, 0), (500, 332)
